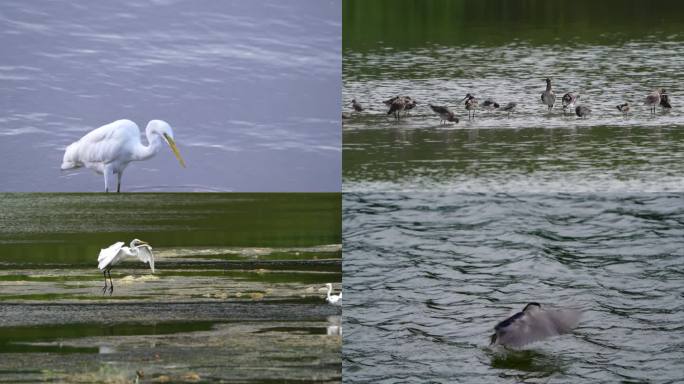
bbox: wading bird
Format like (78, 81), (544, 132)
(429, 104), (459, 124)
(645, 89), (664, 115)
(482, 98), (500, 110)
(98, 239), (155, 295)
(384, 96), (416, 119)
(541, 78), (556, 112)
(61, 119), (186, 192)
(616, 103), (630, 113)
(490, 303), (581, 348)
(561, 92), (580, 115)
(660, 92), (672, 109)
(352, 99), (364, 112)
(462, 93), (479, 120)
(387, 98), (407, 119)
(575, 105), (591, 118)
(404, 97), (417, 114)
(501, 102), (517, 117)
(325, 283), (341, 305)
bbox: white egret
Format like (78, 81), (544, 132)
(490, 303), (581, 348)
(61, 119), (186, 192)
(325, 283), (341, 305)
(97, 239), (155, 295)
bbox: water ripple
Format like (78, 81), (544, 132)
(343, 192), (684, 383)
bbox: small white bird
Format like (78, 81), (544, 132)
(490, 303), (581, 348)
(61, 119), (186, 192)
(325, 283), (341, 305)
(98, 239), (155, 295)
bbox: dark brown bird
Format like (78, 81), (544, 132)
(461, 93), (478, 120)
(387, 98), (406, 119)
(575, 105), (590, 118)
(616, 103), (630, 113)
(660, 93), (672, 109)
(351, 99), (364, 112)
(429, 104), (459, 124)
(645, 89), (665, 115)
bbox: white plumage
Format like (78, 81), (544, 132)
(97, 239), (155, 294)
(61, 119), (186, 192)
(325, 283), (341, 305)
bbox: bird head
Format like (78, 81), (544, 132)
(523, 302), (541, 312)
(545, 78), (552, 84)
(130, 238), (148, 248)
(461, 93), (474, 102)
(147, 120), (186, 168)
(326, 283), (332, 289)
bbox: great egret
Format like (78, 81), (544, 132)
(490, 303), (581, 348)
(61, 119), (186, 192)
(325, 283), (341, 305)
(97, 239), (155, 295)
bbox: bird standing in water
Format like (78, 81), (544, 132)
(501, 102), (517, 117)
(325, 283), (341, 305)
(575, 105), (591, 118)
(490, 303), (581, 348)
(645, 89), (664, 115)
(561, 92), (580, 115)
(429, 104), (459, 124)
(97, 239), (155, 295)
(482, 98), (500, 110)
(462, 93), (479, 120)
(660, 92), (672, 109)
(387, 98), (406, 119)
(541, 78), (556, 112)
(61, 119), (186, 192)
(352, 99), (364, 112)
(616, 103), (630, 113)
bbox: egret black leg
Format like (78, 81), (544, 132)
(102, 270), (108, 294)
(107, 269), (114, 295)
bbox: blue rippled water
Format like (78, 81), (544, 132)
(0, 0), (341, 191)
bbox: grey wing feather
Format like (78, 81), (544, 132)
(497, 309), (581, 348)
(135, 245), (155, 273)
(98, 241), (124, 270)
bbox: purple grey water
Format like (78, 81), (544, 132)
(1, 0), (340, 192)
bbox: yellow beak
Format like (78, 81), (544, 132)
(163, 133), (186, 168)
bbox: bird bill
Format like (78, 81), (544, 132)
(163, 133), (186, 168)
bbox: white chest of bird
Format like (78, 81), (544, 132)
(97, 239), (155, 295)
(61, 119), (186, 192)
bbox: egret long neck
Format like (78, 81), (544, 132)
(132, 129), (164, 161)
(123, 247), (137, 258)
(326, 285), (332, 298)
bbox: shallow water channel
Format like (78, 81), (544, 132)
(0, 193), (342, 383)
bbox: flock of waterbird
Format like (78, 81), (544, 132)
(349, 78), (673, 124)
